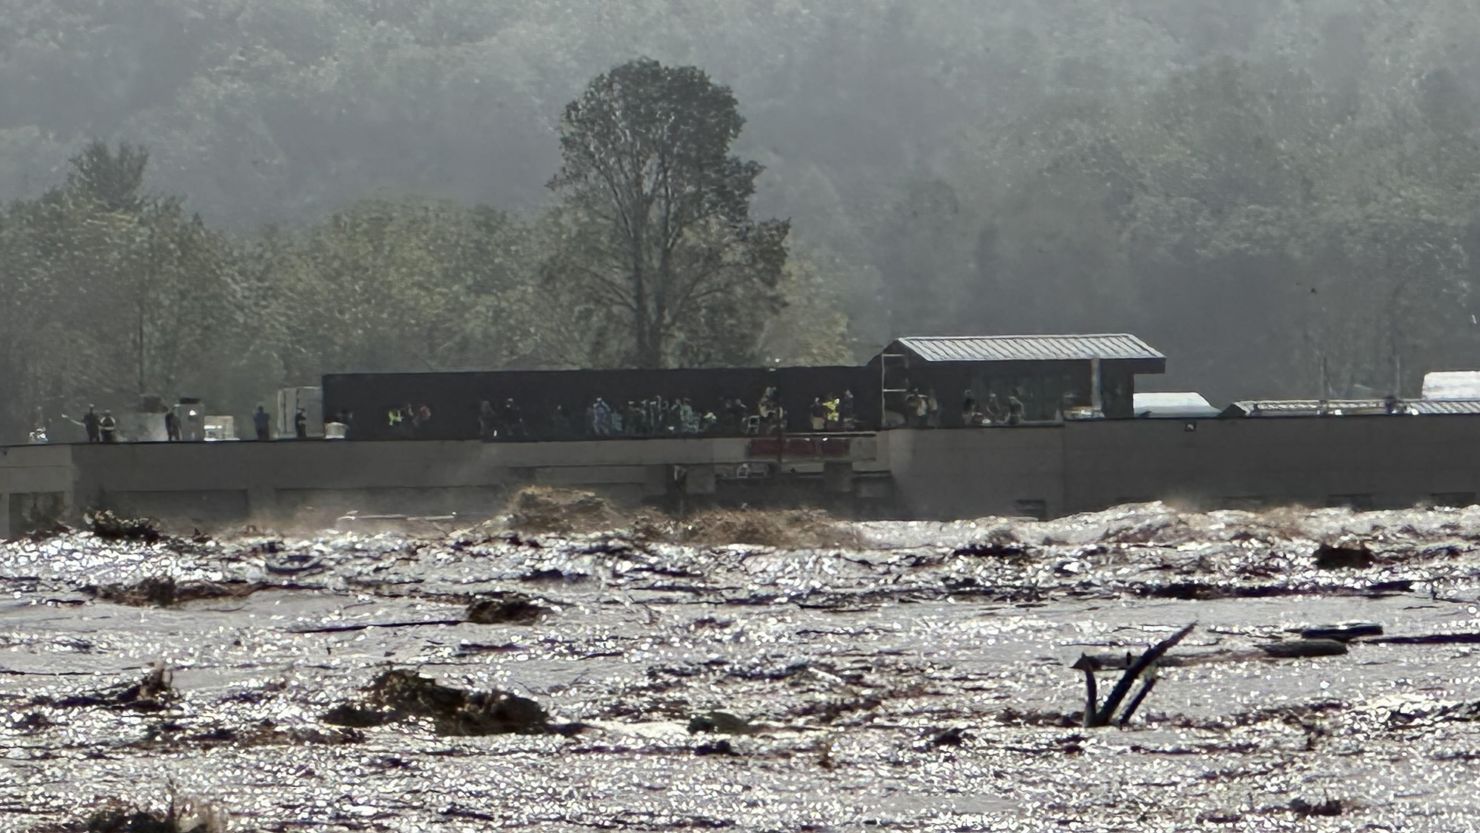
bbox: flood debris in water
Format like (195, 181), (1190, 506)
(10, 501), (1480, 829)
(43, 664), (177, 711)
(141, 720), (364, 750)
(1258, 638), (1349, 658)
(1298, 622), (1384, 641)
(323, 669), (578, 736)
(1289, 796), (1346, 817)
(32, 792), (229, 833)
(686, 710), (756, 735)
(261, 551), (324, 575)
(465, 591), (550, 625)
(1366, 631), (1480, 646)
(919, 726), (970, 749)
(84, 511), (167, 544)
(87, 576), (271, 607)
(1074, 623), (1194, 728)
(692, 738), (738, 756)
(1314, 541), (1376, 570)
(950, 528), (1028, 558)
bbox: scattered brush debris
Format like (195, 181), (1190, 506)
(24, 521), (73, 541)
(1384, 700), (1480, 728)
(87, 577), (268, 608)
(12, 711), (53, 733)
(951, 531), (1027, 558)
(792, 693), (884, 724)
(519, 566), (590, 584)
(686, 710), (756, 735)
(95, 576), (180, 607)
(141, 720), (363, 750)
(816, 737), (837, 768)
(465, 592), (550, 625)
(262, 552), (324, 576)
(85, 510), (167, 543)
(918, 726), (969, 750)
(1289, 797), (1345, 817)
(994, 707), (1080, 729)
(693, 739), (738, 756)
(322, 669), (579, 736)
(1314, 542), (1375, 570)
(40, 791), (227, 833)
(44, 664), (177, 711)
(1367, 579), (1413, 595)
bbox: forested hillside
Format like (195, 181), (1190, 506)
(5, 0), (1480, 439)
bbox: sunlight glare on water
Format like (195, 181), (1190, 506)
(3, 502), (1480, 831)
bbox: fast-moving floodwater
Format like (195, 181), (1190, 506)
(3, 503), (1480, 832)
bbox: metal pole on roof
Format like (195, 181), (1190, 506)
(1090, 357), (1102, 415)
(879, 353), (908, 428)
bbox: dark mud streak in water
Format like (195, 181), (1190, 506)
(3, 503), (1480, 830)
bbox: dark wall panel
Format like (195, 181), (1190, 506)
(324, 367), (878, 440)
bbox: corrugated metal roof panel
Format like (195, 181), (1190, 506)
(1230, 399), (1480, 417)
(894, 334), (1164, 363)
(1413, 399), (1480, 415)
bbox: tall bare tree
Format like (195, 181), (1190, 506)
(549, 58), (788, 368)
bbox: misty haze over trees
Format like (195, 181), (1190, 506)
(4, 0), (1480, 440)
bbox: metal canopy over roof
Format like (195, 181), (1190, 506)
(1133, 392), (1220, 418)
(1422, 371), (1480, 401)
(890, 334), (1165, 364)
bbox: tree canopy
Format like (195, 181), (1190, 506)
(549, 58), (789, 368)
(6, 1), (1480, 437)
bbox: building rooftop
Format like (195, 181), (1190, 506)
(1226, 398), (1480, 417)
(888, 334), (1165, 364)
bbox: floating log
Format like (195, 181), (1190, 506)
(1075, 651), (1191, 670)
(288, 618), (461, 634)
(1363, 632), (1480, 646)
(1259, 639), (1348, 658)
(1298, 623), (1383, 642)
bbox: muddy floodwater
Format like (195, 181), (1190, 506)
(4, 502), (1480, 831)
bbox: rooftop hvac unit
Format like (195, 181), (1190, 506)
(204, 415), (236, 442)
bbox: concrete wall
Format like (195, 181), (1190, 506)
(887, 427), (1067, 519)
(889, 415), (1480, 519)
(60, 439), (766, 529)
(10, 416), (1480, 535)
(0, 436), (886, 534)
(1060, 416), (1480, 512)
(0, 445), (75, 534)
